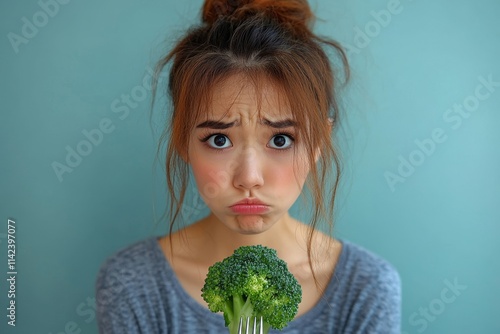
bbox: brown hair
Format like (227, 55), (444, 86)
(152, 0), (349, 283)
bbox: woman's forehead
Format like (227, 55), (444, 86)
(205, 74), (292, 120)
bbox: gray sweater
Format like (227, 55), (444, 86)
(95, 237), (401, 333)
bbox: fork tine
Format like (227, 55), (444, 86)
(237, 316), (264, 334)
(237, 317), (243, 334)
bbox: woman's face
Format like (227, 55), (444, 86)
(187, 75), (311, 235)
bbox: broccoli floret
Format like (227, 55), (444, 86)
(201, 245), (302, 334)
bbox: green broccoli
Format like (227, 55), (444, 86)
(201, 245), (302, 334)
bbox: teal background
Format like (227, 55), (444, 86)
(1, 0), (499, 333)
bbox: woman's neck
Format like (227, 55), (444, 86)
(166, 212), (334, 276)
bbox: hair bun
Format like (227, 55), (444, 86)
(202, 0), (313, 34)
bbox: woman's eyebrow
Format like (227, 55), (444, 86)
(195, 118), (296, 129)
(196, 120), (236, 129)
(261, 118), (297, 128)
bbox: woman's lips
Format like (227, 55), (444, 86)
(230, 198), (269, 214)
(230, 204), (269, 214)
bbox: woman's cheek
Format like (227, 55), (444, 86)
(269, 163), (305, 194)
(191, 159), (231, 201)
(273, 149), (309, 178)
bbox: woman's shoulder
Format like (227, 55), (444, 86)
(331, 239), (401, 308)
(95, 237), (165, 293)
(97, 237), (159, 269)
(94, 238), (190, 332)
(338, 239), (400, 279)
(313, 240), (402, 332)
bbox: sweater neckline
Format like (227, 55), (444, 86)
(150, 236), (349, 330)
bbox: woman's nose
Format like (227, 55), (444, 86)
(232, 147), (264, 190)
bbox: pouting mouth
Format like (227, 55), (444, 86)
(230, 198), (267, 206)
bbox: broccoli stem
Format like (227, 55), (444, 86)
(227, 295), (261, 334)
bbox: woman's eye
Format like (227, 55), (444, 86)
(268, 134), (293, 149)
(206, 134), (232, 149)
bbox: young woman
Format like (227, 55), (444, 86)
(95, 0), (401, 333)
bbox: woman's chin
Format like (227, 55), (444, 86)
(233, 215), (270, 235)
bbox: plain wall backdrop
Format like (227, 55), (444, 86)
(1, 0), (499, 333)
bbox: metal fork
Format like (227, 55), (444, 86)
(237, 316), (264, 334)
